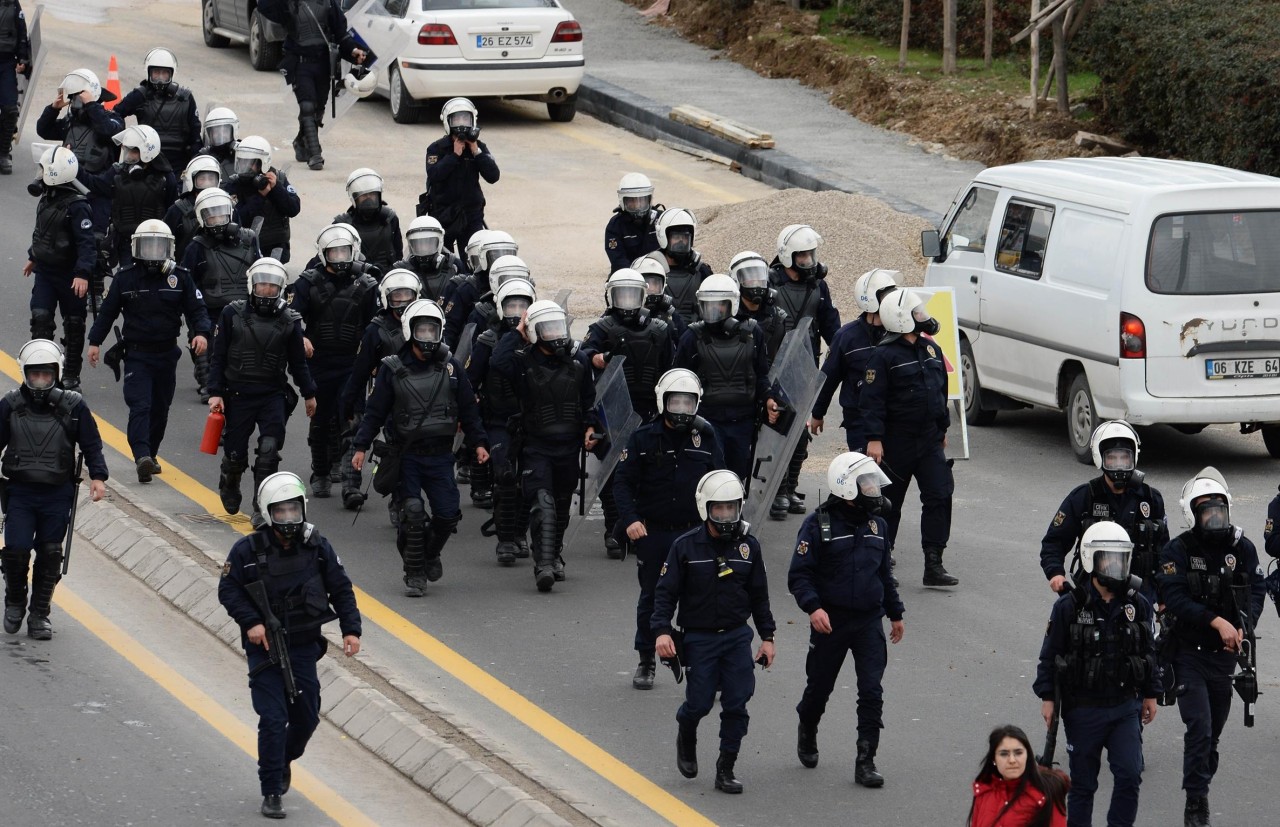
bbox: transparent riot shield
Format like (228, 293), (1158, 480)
(743, 317), (823, 529)
(323, 0), (415, 131)
(15, 6), (46, 145)
(451, 321), (478, 451)
(577, 356), (642, 514)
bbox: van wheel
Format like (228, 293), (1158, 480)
(203, 0), (230, 48)
(1066, 372), (1098, 464)
(249, 11), (283, 72)
(1262, 426), (1280, 458)
(547, 96), (577, 123)
(959, 339), (996, 426)
(389, 66), (422, 124)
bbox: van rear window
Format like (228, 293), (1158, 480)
(1147, 212), (1280, 294)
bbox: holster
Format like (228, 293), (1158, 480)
(103, 326), (127, 382)
(371, 438), (405, 497)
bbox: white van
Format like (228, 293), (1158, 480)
(921, 157), (1280, 462)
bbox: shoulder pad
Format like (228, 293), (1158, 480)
(283, 308), (302, 324)
(332, 212), (349, 225)
(690, 415), (710, 434)
(3, 388), (23, 409)
(297, 268), (320, 284)
(689, 321), (706, 335)
(53, 389), (82, 414)
(448, 272), (469, 286)
(381, 355), (405, 374)
(299, 523), (323, 547)
(229, 298), (250, 314)
(378, 205), (395, 222)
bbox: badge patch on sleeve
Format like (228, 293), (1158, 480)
(607, 238), (618, 249)
(426, 155), (438, 165)
(1052, 510), (1065, 527)
(1162, 561), (1177, 576)
(691, 433), (701, 448)
(1140, 502), (1151, 518)
(1124, 604), (1136, 622)
(795, 540), (809, 556)
(81, 218), (93, 230)
(619, 448), (628, 462)
(864, 369), (875, 384)
(659, 562), (667, 577)
(221, 561), (232, 577)
(1267, 517), (1274, 537)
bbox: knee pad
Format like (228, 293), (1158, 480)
(401, 497), (427, 526)
(430, 513), (462, 535)
(299, 100), (316, 118)
(255, 436), (281, 467)
(31, 309), (56, 340)
(1, 546), (30, 575)
(33, 542), (64, 573)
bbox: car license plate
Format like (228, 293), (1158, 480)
(1205, 357), (1280, 380)
(477, 34), (533, 48)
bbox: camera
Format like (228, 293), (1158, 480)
(240, 171), (270, 190)
(450, 125), (481, 143)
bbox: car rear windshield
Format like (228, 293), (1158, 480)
(1147, 211), (1280, 295)
(422, 0), (558, 9)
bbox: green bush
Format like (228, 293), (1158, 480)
(834, 0), (1029, 58)
(1083, 0), (1280, 173)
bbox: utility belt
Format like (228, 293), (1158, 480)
(684, 623), (746, 635)
(645, 519), (700, 533)
(128, 339), (177, 354)
(404, 437), (454, 456)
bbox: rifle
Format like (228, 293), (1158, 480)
(244, 578), (300, 703)
(1038, 654), (1067, 767)
(61, 454), (85, 576)
(1230, 583), (1260, 727)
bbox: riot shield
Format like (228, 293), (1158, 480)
(578, 356), (642, 513)
(323, 0), (415, 131)
(15, 6), (46, 146)
(451, 321), (478, 451)
(743, 317), (823, 529)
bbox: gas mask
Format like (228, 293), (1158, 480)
(853, 471), (891, 516)
(408, 235), (441, 269)
(1091, 547), (1133, 593)
(386, 288), (418, 319)
(610, 284), (645, 323)
(911, 305), (940, 336)
(411, 317), (443, 357)
(666, 229), (694, 266)
(270, 499), (305, 541)
(1099, 441), (1137, 488)
(353, 191), (382, 221)
(706, 499), (743, 538)
(663, 391), (698, 431)
(501, 297), (530, 330)
(1192, 496), (1231, 543)
(250, 283), (284, 316)
(325, 245), (354, 276)
(23, 365), (58, 407)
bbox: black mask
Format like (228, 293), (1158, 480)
(741, 286), (768, 306)
(914, 317), (941, 336)
(665, 412), (695, 431)
(328, 260), (353, 277)
(69, 97), (85, 113)
(856, 492), (890, 516)
(412, 253), (440, 273)
(27, 179), (44, 197)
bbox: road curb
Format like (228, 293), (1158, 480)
(577, 74), (942, 223)
(71, 490), (574, 827)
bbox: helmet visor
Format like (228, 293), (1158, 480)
(856, 471), (884, 499)
(200, 203), (232, 227)
(665, 392), (698, 416)
(447, 111), (474, 129)
(501, 296), (531, 318)
(610, 285), (644, 311)
(324, 245), (354, 264)
(666, 229), (693, 254)
(408, 234), (441, 257)
(792, 249), (818, 270)
(708, 500), (741, 523)
(269, 499), (304, 526)
(148, 67), (173, 85)
(699, 299), (731, 323)
(24, 365), (57, 391)
(411, 318), (443, 344)
(234, 156), (261, 175)
(120, 146), (141, 165)
(535, 318), (568, 342)
(622, 195), (651, 215)
(134, 235), (172, 262)
(192, 170), (221, 190)
(1101, 445), (1135, 472)
(206, 123), (233, 147)
(735, 263), (769, 290)
(1094, 547), (1132, 583)
(911, 304), (931, 323)
(252, 280), (282, 298)
(1194, 499), (1230, 532)
(644, 274), (665, 295)
(354, 190), (381, 209)
(485, 245), (518, 269)
(388, 287), (417, 309)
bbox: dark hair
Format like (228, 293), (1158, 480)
(966, 725), (1068, 826)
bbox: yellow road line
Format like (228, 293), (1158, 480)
(1, 351), (716, 825)
(54, 584), (378, 826)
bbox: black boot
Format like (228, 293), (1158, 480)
(219, 455), (247, 514)
(797, 721), (819, 768)
(298, 101), (323, 170)
(676, 726), (698, 778)
(632, 651), (656, 690)
(341, 442), (364, 511)
(770, 489), (791, 521)
(292, 131), (307, 163)
(423, 515), (458, 582)
(923, 546), (959, 587)
(2, 547), (30, 634)
(605, 536), (624, 560)
(1184, 796), (1211, 827)
(261, 794), (285, 818)
(714, 750), (743, 794)
(788, 490), (808, 515)
(470, 456), (493, 508)
(27, 545), (61, 641)
(0, 106), (17, 174)
(308, 422), (331, 497)
(61, 316), (86, 391)
(531, 491), (558, 592)
(855, 739), (885, 788)
(400, 499), (430, 596)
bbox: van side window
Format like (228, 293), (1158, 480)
(996, 201), (1055, 279)
(943, 187), (997, 257)
(1147, 212), (1280, 295)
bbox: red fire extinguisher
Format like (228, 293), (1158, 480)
(200, 410), (224, 455)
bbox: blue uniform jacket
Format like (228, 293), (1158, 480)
(788, 504), (903, 620)
(36, 98), (123, 151)
(612, 418), (725, 529)
(812, 316), (880, 421)
(673, 323), (772, 422)
(859, 334), (949, 442)
(28, 189), (97, 279)
(340, 313), (399, 421)
(1040, 479), (1168, 580)
(489, 334), (598, 439)
(78, 162), (179, 211)
(207, 304), (316, 399)
(424, 135), (499, 215)
(0, 0), (30, 61)
(288, 268), (379, 367)
(1158, 530), (1266, 652)
(258, 0), (360, 58)
(179, 228), (261, 289)
(225, 169), (302, 250)
(113, 86), (202, 163)
(87, 263), (211, 346)
(0, 391), (109, 482)
(351, 343), (487, 452)
(651, 525), (776, 639)
(443, 277), (485, 351)
(604, 210), (660, 272)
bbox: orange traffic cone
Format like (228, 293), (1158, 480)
(104, 55), (121, 109)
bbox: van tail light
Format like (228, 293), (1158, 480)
(1120, 312), (1146, 359)
(551, 21), (583, 43)
(419, 23), (457, 45)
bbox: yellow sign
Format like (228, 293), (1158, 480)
(914, 287), (962, 400)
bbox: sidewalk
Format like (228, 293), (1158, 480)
(563, 0), (985, 221)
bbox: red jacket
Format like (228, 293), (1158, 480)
(970, 777), (1066, 827)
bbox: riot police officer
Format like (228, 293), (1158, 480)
(0, 0), (30, 175)
(225, 136), (301, 263)
(395, 215), (461, 303)
(1, 339), (109, 640)
(183, 187), (261, 402)
(1035, 521), (1160, 827)
(443, 230), (516, 350)
(1158, 469), (1265, 827)
(166, 156), (229, 261)
(208, 258), (317, 519)
(730, 252), (787, 366)
(198, 106), (240, 180)
(290, 224), (379, 506)
(464, 254), (532, 342)
(217, 472), (362, 820)
(87, 220), (211, 482)
(614, 369), (723, 689)
(112, 48), (202, 170)
(24, 146), (96, 392)
(490, 300), (598, 592)
(634, 253), (687, 339)
(605, 172), (661, 272)
(258, 0), (366, 171)
(36, 68), (123, 230)
(424, 97), (499, 255)
(788, 452), (903, 787)
(79, 124), (178, 266)
(652, 470), (776, 794)
(341, 269), (422, 428)
(335, 168), (402, 272)
(1041, 420), (1168, 602)
(861, 289), (957, 587)
(654, 208), (711, 319)
(352, 300), (489, 596)
(809, 268), (897, 453)
(674, 275), (779, 481)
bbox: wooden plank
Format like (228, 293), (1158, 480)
(657, 139), (742, 171)
(669, 104), (776, 149)
(1074, 130), (1134, 155)
(1012, 0), (1073, 44)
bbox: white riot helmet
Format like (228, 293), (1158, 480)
(695, 273), (739, 324)
(465, 230), (496, 273)
(617, 172), (654, 219)
(490, 255), (531, 290)
(656, 208), (697, 263)
(405, 215), (445, 262)
(1090, 420), (1141, 488)
(37, 145), (80, 187)
(479, 230), (518, 273)
(61, 68), (103, 103)
(729, 251), (770, 306)
(247, 257), (289, 316)
(114, 124), (162, 164)
(1180, 467), (1233, 540)
(183, 155), (224, 195)
(401, 299), (446, 356)
(879, 288), (929, 335)
(18, 339), (64, 404)
(524, 299), (570, 349)
(496, 277), (536, 330)
(655, 368), (702, 430)
(695, 469), (746, 536)
(143, 47), (178, 92)
(257, 471), (309, 540)
(131, 219), (175, 272)
(203, 106), (239, 149)
(635, 253), (668, 304)
(316, 223), (361, 275)
(1079, 521), (1134, 592)
(194, 187), (235, 232)
(345, 167), (383, 218)
(827, 451), (892, 515)
(855, 268), (900, 314)
(605, 268), (647, 321)
(344, 67), (378, 98)
(441, 97), (479, 139)
(233, 135), (272, 176)
(777, 224), (823, 279)
(378, 269), (423, 316)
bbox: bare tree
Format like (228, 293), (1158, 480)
(899, 0), (911, 69)
(942, 0), (957, 74)
(985, 0), (994, 68)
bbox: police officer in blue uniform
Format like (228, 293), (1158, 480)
(352, 300), (489, 597)
(335, 168), (402, 272)
(605, 173), (661, 272)
(635, 253), (687, 340)
(860, 288), (957, 587)
(809, 269), (897, 453)
(208, 258), (317, 519)
(1036, 521), (1160, 827)
(217, 472), (362, 820)
(1158, 469), (1265, 827)
(225, 136), (302, 263)
(424, 97), (499, 255)
(729, 252), (788, 366)
(25, 146), (97, 392)
(258, 0), (366, 171)
(166, 156), (229, 261)
(654, 208), (712, 320)
(198, 106), (240, 181)
(87, 220), (211, 483)
(112, 48), (201, 171)
(1041, 420), (1168, 602)
(37, 68), (123, 230)
(340, 269), (421, 427)
(443, 230), (515, 351)
(0, 0), (30, 175)
(789, 452), (903, 786)
(1, 339), (109, 640)
(79, 124), (178, 267)
(614, 369), (723, 689)
(394, 216), (461, 304)
(653, 470), (776, 794)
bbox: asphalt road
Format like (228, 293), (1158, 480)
(8, 3), (1280, 827)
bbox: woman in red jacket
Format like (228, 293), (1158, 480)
(968, 725), (1068, 827)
